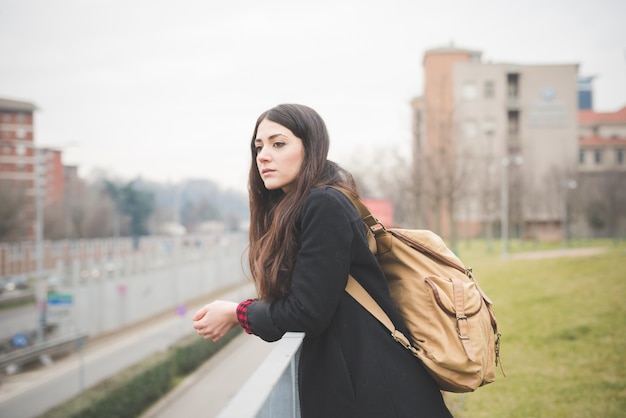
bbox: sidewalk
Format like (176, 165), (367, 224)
(141, 332), (276, 418)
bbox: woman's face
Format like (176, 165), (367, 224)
(254, 118), (305, 193)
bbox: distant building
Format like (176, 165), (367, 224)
(0, 97), (38, 240)
(41, 147), (65, 204)
(361, 198), (394, 227)
(577, 76), (595, 110)
(0, 97), (71, 241)
(412, 45), (579, 241)
(412, 45), (482, 237)
(578, 105), (626, 176)
(576, 105), (626, 237)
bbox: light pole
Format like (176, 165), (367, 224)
(562, 179), (578, 246)
(501, 155), (523, 258)
(486, 162), (497, 253)
(58, 142), (79, 240)
(35, 148), (45, 342)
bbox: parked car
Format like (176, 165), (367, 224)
(0, 276), (29, 293)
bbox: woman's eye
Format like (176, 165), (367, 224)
(273, 142), (285, 148)
(255, 146), (263, 154)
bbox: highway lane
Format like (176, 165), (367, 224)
(0, 302), (38, 343)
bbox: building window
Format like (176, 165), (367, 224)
(462, 82), (477, 100)
(507, 111), (519, 135)
(483, 119), (496, 136)
(594, 149), (602, 164)
(464, 120), (477, 139)
(507, 73), (520, 99)
(579, 150), (585, 164)
(484, 80), (495, 99)
(617, 149), (624, 165)
(16, 145), (26, 156)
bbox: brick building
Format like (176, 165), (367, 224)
(0, 97), (68, 241)
(0, 97), (38, 241)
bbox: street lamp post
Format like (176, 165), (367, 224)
(35, 148), (45, 343)
(562, 179), (578, 246)
(501, 155), (523, 258)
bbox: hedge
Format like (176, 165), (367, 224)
(39, 328), (242, 418)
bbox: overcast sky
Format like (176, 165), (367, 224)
(1, 0), (624, 193)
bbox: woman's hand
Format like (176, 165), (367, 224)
(192, 300), (239, 342)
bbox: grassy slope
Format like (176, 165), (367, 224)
(445, 240), (626, 418)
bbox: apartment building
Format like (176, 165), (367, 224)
(412, 46), (579, 241)
(0, 97), (67, 241)
(0, 97), (38, 240)
(411, 46), (482, 237)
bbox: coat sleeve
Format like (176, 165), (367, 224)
(246, 188), (355, 342)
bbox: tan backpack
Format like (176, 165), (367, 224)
(339, 189), (502, 393)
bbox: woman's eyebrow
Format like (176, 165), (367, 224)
(255, 133), (288, 142)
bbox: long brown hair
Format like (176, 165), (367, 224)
(248, 104), (357, 300)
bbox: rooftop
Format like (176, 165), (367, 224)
(579, 135), (626, 146)
(579, 106), (626, 124)
(0, 97), (38, 112)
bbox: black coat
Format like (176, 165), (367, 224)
(247, 186), (452, 418)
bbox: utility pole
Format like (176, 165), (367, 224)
(501, 155), (523, 258)
(35, 148), (45, 342)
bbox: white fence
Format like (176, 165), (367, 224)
(44, 232), (249, 338)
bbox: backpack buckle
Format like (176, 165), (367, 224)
(456, 316), (470, 340)
(392, 330), (420, 356)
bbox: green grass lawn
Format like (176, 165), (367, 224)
(444, 239), (626, 418)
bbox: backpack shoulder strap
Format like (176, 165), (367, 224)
(346, 275), (416, 353)
(331, 187), (380, 229)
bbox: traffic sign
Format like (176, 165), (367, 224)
(48, 293), (73, 305)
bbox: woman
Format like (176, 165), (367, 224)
(192, 104), (452, 417)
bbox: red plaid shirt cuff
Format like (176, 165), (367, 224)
(236, 299), (256, 334)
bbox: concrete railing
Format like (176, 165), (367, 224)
(218, 333), (304, 418)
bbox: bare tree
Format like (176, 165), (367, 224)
(345, 145), (415, 227)
(44, 200), (66, 240)
(0, 180), (29, 241)
(578, 170), (626, 238)
(417, 121), (472, 252)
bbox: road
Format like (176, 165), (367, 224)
(0, 300), (38, 343)
(0, 284), (257, 418)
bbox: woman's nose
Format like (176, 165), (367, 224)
(257, 147), (270, 161)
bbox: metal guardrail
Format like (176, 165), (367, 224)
(0, 289), (35, 306)
(217, 332), (304, 418)
(0, 333), (87, 373)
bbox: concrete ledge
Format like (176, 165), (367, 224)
(217, 332), (304, 418)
